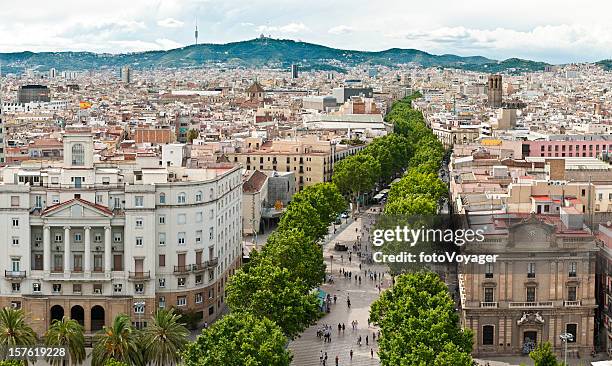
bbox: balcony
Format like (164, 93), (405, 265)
(564, 300), (581, 307)
(173, 266), (190, 274)
(191, 263), (206, 273)
(5, 270), (26, 279)
(128, 271), (150, 280)
(509, 301), (553, 308)
(480, 302), (498, 308)
(205, 258), (219, 268)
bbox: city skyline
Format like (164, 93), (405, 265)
(1, 0), (612, 64)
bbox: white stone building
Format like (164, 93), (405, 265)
(0, 128), (242, 335)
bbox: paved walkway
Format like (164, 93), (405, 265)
(289, 207), (389, 366)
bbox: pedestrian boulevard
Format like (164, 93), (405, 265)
(289, 208), (389, 366)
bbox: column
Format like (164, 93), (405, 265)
(84, 226), (91, 276)
(64, 226), (71, 275)
(43, 225), (51, 273)
(104, 226), (112, 275)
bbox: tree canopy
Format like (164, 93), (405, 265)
(182, 312), (292, 366)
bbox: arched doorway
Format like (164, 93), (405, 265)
(70, 305), (85, 327)
(50, 305), (64, 324)
(91, 305), (105, 331)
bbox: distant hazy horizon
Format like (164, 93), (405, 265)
(1, 0), (612, 64)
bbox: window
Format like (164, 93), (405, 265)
(12, 218), (19, 227)
(159, 278), (166, 288)
(113, 233), (122, 242)
(93, 284), (102, 294)
(73, 284), (82, 294)
(71, 144), (85, 165)
(134, 303), (145, 314)
(177, 296), (187, 307)
(52, 195), (60, 204)
(485, 263), (493, 278)
(196, 191), (203, 202)
(527, 262), (536, 278)
(114, 284), (123, 293)
(52, 284), (62, 293)
(94, 233), (102, 242)
(159, 215), (166, 224)
(526, 287), (536, 302)
(569, 262), (577, 277)
(177, 193), (186, 204)
(158, 255), (165, 267)
(484, 287), (494, 302)
(135, 283), (144, 294)
(196, 230), (202, 244)
(195, 293), (203, 304)
(178, 232), (186, 246)
(177, 214), (186, 224)
(159, 296), (166, 308)
(135, 196), (144, 207)
(93, 255), (103, 272)
(136, 237), (143, 246)
(11, 283), (20, 292)
(568, 286), (577, 301)
(74, 233), (82, 242)
(195, 212), (203, 222)
(159, 233), (166, 246)
(12, 237), (19, 246)
(135, 218), (143, 227)
(195, 275), (203, 285)
(10, 196), (20, 207)
(73, 255), (82, 271)
(482, 325), (494, 345)
(55, 234), (62, 243)
(159, 193), (166, 204)
(208, 305), (214, 315)
(178, 277), (186, 287)
(96, 194), (103, 204)
(565, 324), (577, 343)
(33, 283), (41, 292)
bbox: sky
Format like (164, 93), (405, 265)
(0, 0), (611, 64)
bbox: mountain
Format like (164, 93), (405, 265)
(0, 38), (550, 74)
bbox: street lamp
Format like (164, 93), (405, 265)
(559, 332), (574, 366)
(134, 301), (146, 330)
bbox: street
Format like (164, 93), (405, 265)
(288, 206), (389, 366)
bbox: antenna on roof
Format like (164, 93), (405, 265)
(194, 17), (199, 45)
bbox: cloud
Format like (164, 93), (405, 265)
(256, 22), (309, 34)
(328, 25), (353, 35)
(157, 18), (185, 28)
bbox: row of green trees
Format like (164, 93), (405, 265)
(183, 182), (346, 366)
(384, 94), (447, 215)
(0, 306), (188, 366)
(370, 272), (474, 365)
(368, 94), (474, 364)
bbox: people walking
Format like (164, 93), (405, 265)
(350, 349), (353, 360)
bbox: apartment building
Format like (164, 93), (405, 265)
(227, 135), (365, 191)
(0, 128), (242, 335)
(459, 211), (597, 357)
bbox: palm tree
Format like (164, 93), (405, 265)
(91, 314), (143, 366)
(141, 308), (189, 366)
(44, 316), (86, 366)
(0, 307), (37, 346)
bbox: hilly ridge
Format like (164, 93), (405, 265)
(0, 38), (550, 74)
